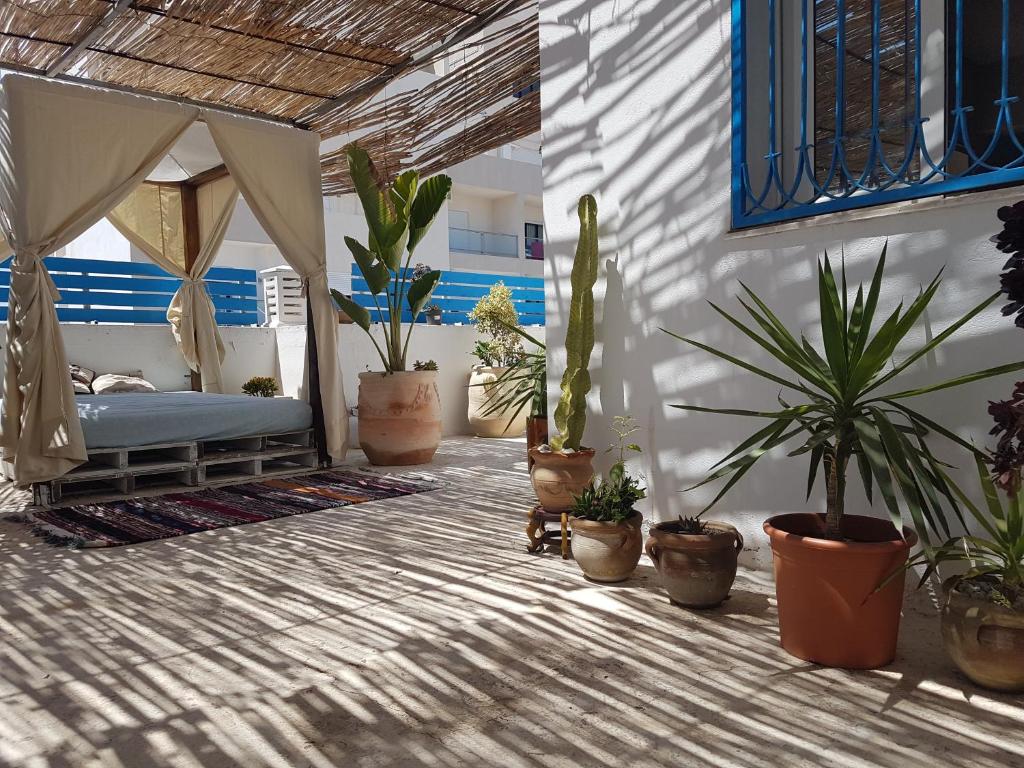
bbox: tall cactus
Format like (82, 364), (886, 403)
(551, 194), (598, 452)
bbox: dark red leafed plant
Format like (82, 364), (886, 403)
(992, 201), (1024, 328)
(989, 381), (1024, 493)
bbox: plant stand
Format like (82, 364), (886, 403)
(526, 504), (570, 559)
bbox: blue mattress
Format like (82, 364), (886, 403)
(76, 393), (313, 449)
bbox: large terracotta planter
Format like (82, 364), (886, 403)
(468, 365), (527, 438)
(764, 512), (916, 669)
(570, 511), (644, 583)
(942, 587), (1024, 692)
(646, 521), (743, 608)
(528, 448), (595, 512)
(357, 371), (441, 465)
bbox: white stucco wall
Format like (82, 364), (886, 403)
(0, 325), (278, 394)
(538, 0), (1024, 566)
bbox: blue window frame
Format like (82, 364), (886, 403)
(732, 0), (1024, 229)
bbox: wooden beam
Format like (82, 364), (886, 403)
(45, 0), (133, 77)
(294, 0), (526, 125)
(184, 164), (230, 188)
(0, 59), (296, 127)
(179, 182), (203, 392)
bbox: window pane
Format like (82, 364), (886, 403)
(947, 0), (1024, 171)
(814, 0), (918, 189)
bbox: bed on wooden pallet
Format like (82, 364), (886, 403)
(31, 393), (317, 507)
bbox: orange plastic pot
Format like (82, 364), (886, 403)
(764, 513), (917, 669)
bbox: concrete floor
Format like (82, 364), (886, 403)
(1, 437), (1022, 768)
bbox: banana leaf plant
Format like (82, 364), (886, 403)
(474, 321), (547, 430)
(330, 145), (452, 373)
(663, 244), (1024, 542)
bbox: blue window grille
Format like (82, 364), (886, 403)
(732, 0), (1024, 228)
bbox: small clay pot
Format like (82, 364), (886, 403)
(570, 511), (643, 582)
(764, 512), (916, 669)
(646, 521), (742, 608)
(528, 448), (595, 512)
(357, 371), (441, 465)
(468, 365), (527, 438)
(942, 587), (1024, 692)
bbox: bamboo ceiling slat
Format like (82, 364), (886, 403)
(0, 0), (540, 187)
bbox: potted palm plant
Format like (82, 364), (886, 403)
(904, 452), (1024, 691)
(664, 244), (1024, 668)
(475, 322), (547, 466)
(467, 282), (526, 437)
(330, 146), (451, 465)
(569, 417), (646, 582)
(530, 194), (599, 511)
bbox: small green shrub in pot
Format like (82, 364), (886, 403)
(663, 243), (1024, 668)
(467, 283), (527, 437)
(568, 416), (646, 582)
(242, 376), (278, 397)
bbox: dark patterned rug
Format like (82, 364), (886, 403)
(29, 470), (441, 548)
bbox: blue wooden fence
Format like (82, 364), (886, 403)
(0, 256), (259, 325)
(349, 265), (545, 325)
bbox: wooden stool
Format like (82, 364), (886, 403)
(526, 505), (570, 559)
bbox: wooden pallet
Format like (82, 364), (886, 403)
(33, 429), (318, 507)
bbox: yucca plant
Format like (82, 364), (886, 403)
(330, 145), (452, 373)
(664, 244), (1024, 542)
(904, 456), (1024, 606)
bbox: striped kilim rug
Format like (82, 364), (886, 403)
(30, 470), (441, 548)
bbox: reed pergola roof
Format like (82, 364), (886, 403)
(0, 1), (540, 191)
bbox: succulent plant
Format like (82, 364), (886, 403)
(551, 194), (598, 452)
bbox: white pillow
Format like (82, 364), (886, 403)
(73, 380), (91, 395)
(92, 374), (158, 394)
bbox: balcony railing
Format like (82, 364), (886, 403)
(732, 0), (1024, 228)
(449, 227), (519, 258)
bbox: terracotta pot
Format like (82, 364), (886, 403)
(468, 365), (527, 438)
(526, 416), (548, 469)
(528, 448), (595, 512)
(357, 371), (441, 465)
(764, 512), (916, 669)
(942, 587), (1024, 692)
(646, 521), (743, 608)
(570, 511), (644, 583)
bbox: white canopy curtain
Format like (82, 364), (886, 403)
(107, 176), (240, 393)
(0, 73), (346, 484)
(206, 112), (347, 461)
(0, 74), (199, 484)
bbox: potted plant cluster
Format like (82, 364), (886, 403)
(530, 194), (599, 511)
(331, 145), (451, 466)
(475, 322), (547, 466)
(664, 245), (1024, 668)
(467, 282), (527, 438)
(568, 416), (646, 582)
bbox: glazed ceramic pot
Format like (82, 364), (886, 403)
(528, 448), (595, 512)
(357, 370), (441, 465)
(763, 512), (916, 669)
(646, 521), (743, 608)
(570, 511), (644, 583)
(526, 416), (549, 469)
(468, 365), (527, 438)
(942, 587), (1024, 692)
